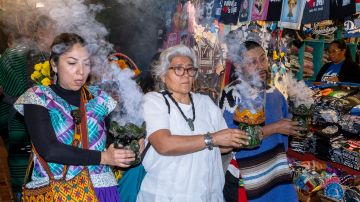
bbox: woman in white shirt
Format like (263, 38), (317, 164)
(137, 44), (249, 202)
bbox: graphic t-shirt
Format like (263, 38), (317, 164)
(330, 0), (356, 19)
(266, 0), (283, 21)
(251, 0), (270, 20)
(238, 0), (253, 22)
(302, 0), (330, 24)
(321, 61), (344, 82)
(220, 0), (241, 24)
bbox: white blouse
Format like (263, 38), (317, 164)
(137, 92), (227, 202)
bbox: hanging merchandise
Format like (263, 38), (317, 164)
(302, 0), (330, 24)
(220, 0), (241, 25)
(357, 0), (360, 12)
(238, 0), (253, 22)
(195, 0), (217, 25)
(162, 0), (177, 35)
(344, 15), (360, 37)
(251, 0), (269, 20)
(330, 0), (356, 20)
(213, 0), (223, 20)
(278, 0), (306, 30)
(311, 20), (338, 36)
(266, 0), (283, 21)
(192, 25), (224, 101)
(199, 0), (218, 25)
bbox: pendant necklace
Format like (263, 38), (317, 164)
(166, 91), (195, 131)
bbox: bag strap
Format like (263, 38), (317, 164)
(29, 86), (91, 181)
(140, 143), (151, 160)
(23, 152), (34, 185)
(80, 87), (91, 149)
(160, 91), (170, 114)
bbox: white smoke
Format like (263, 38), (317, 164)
(0, 0), (144, 127)
(286, 74), (315, 108)
(99, 63), (144, 127)
(235, 72), (266, 114)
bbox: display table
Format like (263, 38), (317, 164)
(287, 149), (360, 175)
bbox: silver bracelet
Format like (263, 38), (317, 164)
(204, 132), (214, 150)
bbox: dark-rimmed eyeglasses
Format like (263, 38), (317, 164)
(327, 49), (342, 55)
(169, 65), (198, 77)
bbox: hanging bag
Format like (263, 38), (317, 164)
(22, 87), (98, 202)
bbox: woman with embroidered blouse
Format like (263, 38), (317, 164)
(14, 33), (135, 201)
(137, 44), (249, 202)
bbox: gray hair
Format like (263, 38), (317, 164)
(152, 44), (198, 83)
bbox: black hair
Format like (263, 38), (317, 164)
(330, 39), (352, 61)
(243, 40), (263, 51)
(49, 33), (86, 65)
(139, 52), (161, 93)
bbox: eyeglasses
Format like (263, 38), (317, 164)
(169, 65), (198, 77)
(327, 49), (342, 54)
(242, 56), (268, 68)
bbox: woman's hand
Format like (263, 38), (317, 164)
(101, 144), (136, 168)
(212, 129), (249, 149)
(265, 119), (306, 136)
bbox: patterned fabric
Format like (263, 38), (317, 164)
(220, 82), (298, 201)
(14, 85), (117, 187)
(236, 144), (292, 199)
(22, 169), (98, 202)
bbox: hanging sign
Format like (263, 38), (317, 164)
(344, 16), (360, 37)
(311, 20), (337, 35)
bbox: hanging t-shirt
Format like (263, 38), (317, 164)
(220, 0), (241, 24)
(321, 61), (344, 82)
(344, 15), (360, 37)
(213, 0), (223, 20)
(266, 0), (283, 21)
(278, 0), (306, 30)
(302, 0), (330, 24)
(330, 0), (356, 20)
(251, 0), (270, 20)
(199, 0), (219, 25)
(239, 0), (253, 22)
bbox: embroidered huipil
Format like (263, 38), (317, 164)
(14, 85), (117, 188)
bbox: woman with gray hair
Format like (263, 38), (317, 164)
(137, 44), (249, 202)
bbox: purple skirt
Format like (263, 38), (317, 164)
(94, 185), (121, 202)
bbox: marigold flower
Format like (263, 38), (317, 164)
(41, 67), (50, 77)
(34, 63), (42, 71)
(118, 59), (128, 69)
(41, 78), (51, 86)
(32, 71), (42, 79)
(30, 73), (36, 81)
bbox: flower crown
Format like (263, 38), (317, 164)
(31, 61), (52, 86)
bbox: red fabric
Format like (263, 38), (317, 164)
(238, 187), (248, 202)
(230, 159), (248, 202)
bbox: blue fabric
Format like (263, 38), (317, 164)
(223, 88), (298, 202)
(321, 61), (344, 82)
(118, 164), (146, 202)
